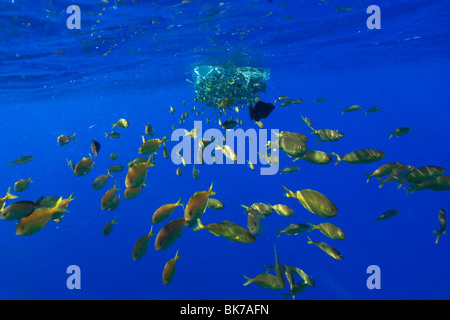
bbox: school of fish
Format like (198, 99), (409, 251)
(2, 97), (447, 299)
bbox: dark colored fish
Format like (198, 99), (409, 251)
(107, 164), (124, 173)
(378, 165), (414, 188)
(91, 140), (101, 157)
(375, 209), (400, 224)
(154, 218), (185, 251)
(221, 118), (237, 130)
(434, 209), (446, 244)
(249, 101), (275, 122)
(58, 133), (76, 146)
(409, 175), (450, 193)
(1, 201), (36, 221)
(9, 156), (33, 167)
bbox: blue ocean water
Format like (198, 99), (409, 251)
(1, 0), (449, 301)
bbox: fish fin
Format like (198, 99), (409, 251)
(307, 223), (317, 231)
(378, 178), (387, 188)
(241, 205), (249, 213)
(6, 187), (18, 200)
(66, 159), (74, 170)
(111, 123), (116, 129)
(331, 152), (341, 165)
(71, 133), (77, 140)
(8, 161), (15, 167)
(281, 185), (296, 198)
(148, 225), (156, 237)
(306, 236), (314, 244)
(52, 197), (65, 212)
(433, 230), (441, 244)
(242, 275), (252, 286)
(36, 195), (45, 204)
(388, 131), (393, 139)
(275, 228), (285, 238)
(362, 173), (371, 183)
(192, 219), (205, 231)
(104, 132), (109, 138)
(113, 180), (121, 191)
(207, 182), (214, 195)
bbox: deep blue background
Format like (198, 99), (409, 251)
(0, 0), (449, 300)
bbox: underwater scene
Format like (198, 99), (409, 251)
(1, 0), (449, 301)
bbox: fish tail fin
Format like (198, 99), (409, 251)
(331, 152), (341, 165)
(71, 132), (77, 140)
(363, 173), (372, 183)
(306, 236), (314, 244)
(162, 135), (169, 143)
(378, 178), (387, 188)
(36, 195), (45, 204)
(281, 185), (296, 198)
(242, 275), (252, 286)
(5, 186), (18, 200)
(66, 159), (74, 171)
(176, 197), (182, 206)
(52, 197), (67, 214)
(113, 180), (121, 191)
(307, 223), (317, 231)
(67, 193), (75, 203)
(276, 228), (282, 238)
(396, 181), (404, 190)
(375, 218), (380, 225)
(408, 185), (417, 194)
(282, 293), (290, 300)
(341, 110), (345, 115)
(388, 131), (393, 139)
(192, 219), (205, 231)
(207, 182), (214, 196)
(433, 230), (441, 244)
(8, 161), (14, 167)
(148, 225), (156, 237)
(241, 205), (249, 213)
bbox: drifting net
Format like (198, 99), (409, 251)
(193, 65), (270, 108)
